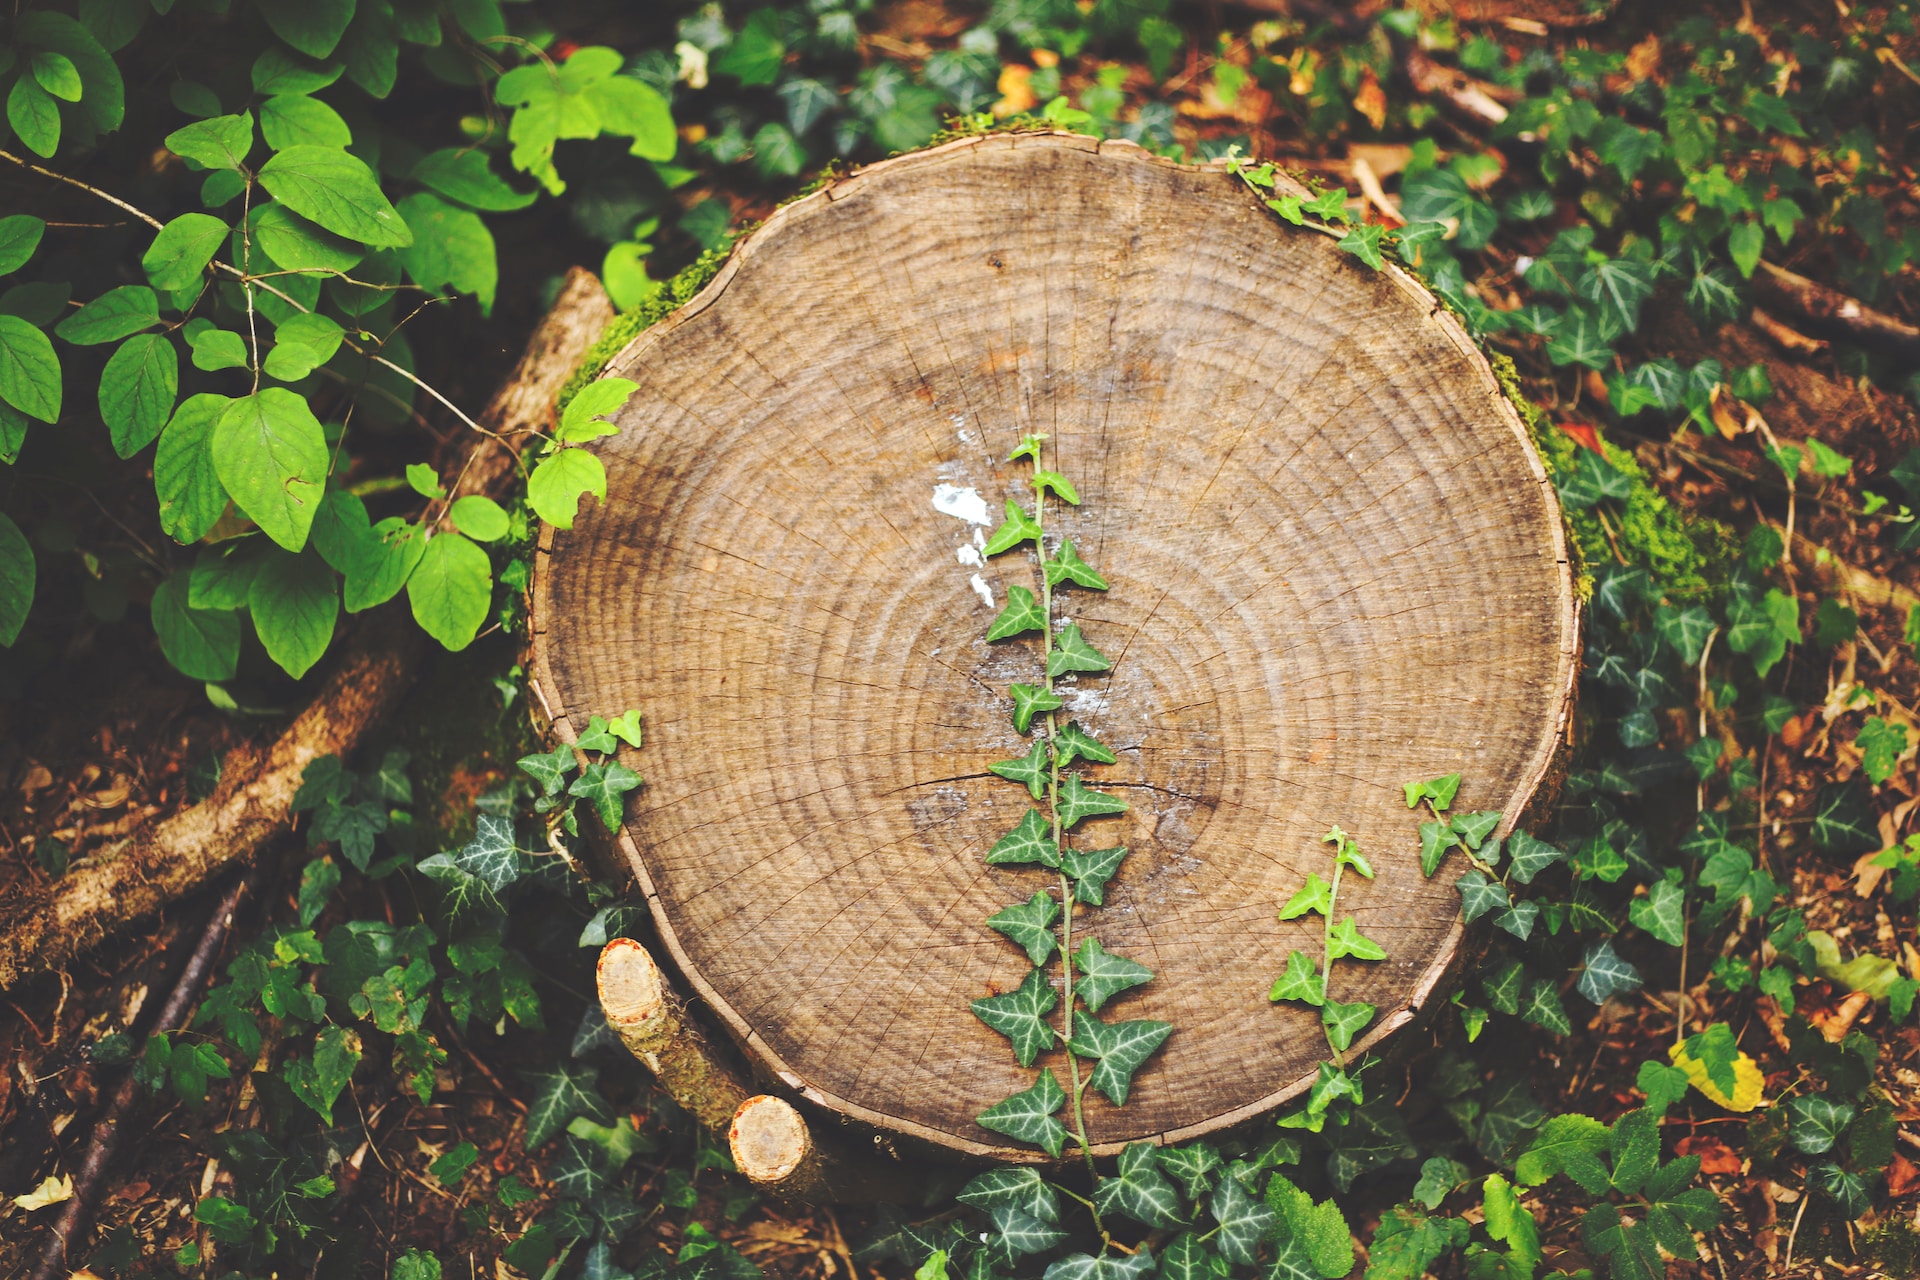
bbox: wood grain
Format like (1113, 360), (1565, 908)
(530, 133), (1577, 1160)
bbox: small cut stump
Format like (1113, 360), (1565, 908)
(532, 132), (1578, 1162)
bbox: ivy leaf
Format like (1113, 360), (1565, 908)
(258, 146), (412, 248)
(988, 1205), (1068, 1256)
(987, 891), (1060, 966)
(1047, 623), (1110, 678)
(1569, 836), (1629, 883)
(958, 1167), (1058, 1224)
(1451, 811), (1501, 850)
(1072, 938), (1152, 1012)
(528, 448), (607, 529)
(1685, 266), (1744, 327)
(1056, 775), (1125, 828)
(1268, 950), (1325, 1007)
(1042, 1253), (1154, 1280)
(212, 388), (328, 552)
(569, 760), (642, 831)
(416, 853), (503, 919)
(988, 739), (1051, 801)
(406, 531), (491, 651)
(1419, 821), (1461, 876)
(1492, 900), (1539, 941)
(1545, 303), (1615, 369)
(1009, 683), (1064, 734)
(1094, 1144), (1183, 1229)
(1455, 869), (1508, 922)
(1404, 774), (1461, 811)
(1209, 1172), (1277, 1265)
(972, 967), (1058, 1067)
(1788, 1096), (1855, 1155)
(574, 715), (619, 754)
(1519, 980), (1571, 1036)
(1810, 1161), (1872, 1220)
(1576, 257), (1656, 334)
(1158, 1234), (1227, 1280)
(1810, 782), (1877, 854)
(1068, 1011), (1171, 1107)
(983, 500), (1041, 556)
(452, 813), (520, 891)
(524, 1064), (614, 1150)
(1412, 1157), (1471, 1209)
(1628, 876), (1686, 945)
(1158, 1145), (1224, 1199)
(1336, 222), (1385, 270)
(987, 585), (1046, 641)
(518, 744), (577, 797)
(1061, 845), (1127, 905)
(1326, 916), (1385, 961)
(1321, 998), (1375, 1052)
(1481, 958), (1525, 1015)
(976, 1068), (1067, 1157)
(1054, 721), (1115, 766)
(985, 810), (1058, 868)
(1033, 471), (1079, 504)
(1279, 873), (1332, 920)
(1044, 539), (1108, 590)
(1504, 831), (1565, 885)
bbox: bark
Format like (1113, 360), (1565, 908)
(597, 937), (751, 1133)
(1755, 260), (1920, 361)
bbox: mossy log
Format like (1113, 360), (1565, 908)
(531, 133), (1578, 1161)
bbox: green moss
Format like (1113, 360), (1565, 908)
(556, 247), (736, 415)
(1863, 1217), (1920, 1275)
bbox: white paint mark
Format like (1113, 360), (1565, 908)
(933, 483), (991, 526)
(969, 574), (995, 608)
(957, 544), (985, 567)
(973, 527), (986, 548)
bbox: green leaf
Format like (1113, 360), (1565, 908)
(1569, 836), (1629, 883)
(1268, 949), (1325, 1006)
(257, 0), (355, 58)
(1519, 979), (1570, 1036)
(188, 327), (248, 372)
(1727, 220), (1764, 280)
(1629, 876), (1686, 945)
(283, 1024), (361, 1124)
(518, 744), (576, 797)
(1810, 782), (1877, 854)
(588, 75), (675, 160)
(100, 334), (178, 457)
(976, 1068), (1067, 1157)
(0, 314), (62, 422)
(713, 9), (785, 84)
(0, 512), (30, 645)
(1638, 1060), (1692, 1115)
(165, 112), (254, 169)
(1492, 900), (1539, 941)
(1418, 821), (1461, 876)
(1061, 844), (1127, 905)
(1053, 721), (1114, 766)
(1047, 622), (1110, 678)
(1326, 916), (1386, 961)
(1505, 831), (1564, 884)
(1451, 811), (1500, 850)
(988, 738), (1050, 800)
(449, 495), (509, 543)
(261, 94), (351, 150)
(1576, 938), (1642, 1004)
(0, 216), (46, 275)
(212, 389), (328, 550)
(452, 813), (520, 889)
(528, 449), (606, 529)
(1481, 1174), (1542, 1269)
(396, 192), (497, 313)
(957, 1167), (1059, 1223)
(982, 499), (1040, 555)
(1069, 1012), (1171, 1107)
(987, 890), (1059, 966)
(393, 1249), (442, 1280)
(987, 1207), (1066, 1257)
(985, 809), (1057, 867)
(1366, 1206), (1466, 1280)
(1158, 1234), (1227, 1280)
(150, 574), (238, 680)
(8, 76), (60, 157)
(259, 146), (412, 248)
(411, 148), (538, 212)
(1455, 869), (1508, 922)
(1009, 683), (1063, 734)
(17, 12), (122, 132)
(56, 285), (158, 345)
(1545, 303), (1615, 370)
(1211, 1173), (1278, 1265)
(524, 1064), (614, 1150)
(1577, 257), (1656, 333)
(250, 549), (338, 678)
(1412, 1157), (1470, 1210)
(1044, 539), (1108, 590)
(141, 213), (227, 292)
(986, 584), (1046, 641)
(1159, 1145), (1224, 1200)
(0, 402), (25, 465)
(1056, 775), (1125, 827)
(1073, 937), (1152, 1012)
(1321, 998), (1375, 1052)
(251, 47), (344, 95)
(1399, 168), (1496, 250)
(971, 966), (1058, 1066)
(1515, 1112), (1610, 1188)
(1608, 1108), (1660, 1194)
(1093, 1143), (1183, 1229)
(319, 500), (424, 612)
(1033, 470), (1079, 504)
(1788, 1095), (1854, 1155)
(1263, 1172), (1350, 1277)
(251, 203), (364, 274)
(1279, 873), (1332, 920)
(1859, 716), (1911, 786)
(1335, 222), (1384, 270)
(557, 377), (636, 442)
(1404, 773), (1461, 811)
(406, 531), (491, 650)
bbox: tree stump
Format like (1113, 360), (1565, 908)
(529, 132), (1577, 1162)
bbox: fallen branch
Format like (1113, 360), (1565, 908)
(1405, 50), (1513, 126)
(728, 1095), (925, 1203)
(1791, 531), (1920, 618)
(1755, 260), (1920, 361)
(0, 268), (614, 991)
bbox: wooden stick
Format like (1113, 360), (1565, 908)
(1755, 260), (1920, 359)
(728, 1095), (923, 1203)
(596, 937), (752, 1132)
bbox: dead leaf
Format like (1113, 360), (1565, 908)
(1891, 1153), (1920, 1198)
(1558, 421), (1604, 455)
(1354, 67), (1387, 130)
(1625, 33), (1662, 82)
(1347, 143), (1412, 181)
(14, 1172), (74, 1211)
(1675, 1134), (1743, 1175)
(993, 64), (1036, 118)
(1856, 847), (1889, 898)
(19, 764), (53, 797)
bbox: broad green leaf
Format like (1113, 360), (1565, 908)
(1727, 220), (1764, 279)
(1009, 682), (1063, 734)
(985, 809), (1057, 867)
(1637, 1060), (1692, 1115)
(977, 1069), (1066, 1156)
(406, 531), (491, 650)
(165, 112), (253, 169)
(256, 0), (356, 58)
(1628, 876), (1686, 945)
(142, 213), (227, 292)
(986, 584), (1045, 641)
(982, 499), (1040, 555)
(1321, 998), (1375, 1052)
(1481, 1174), (1542, 1268)
(1268, 949), (1325, 1006)
(1061, 844), (1127, 905)
(586, 75), (675, 160)
(1859, 716), (1911, 786)
(0, 402), (24, 465)
(274, 312), (345, 363)
(1053, 721), (1114, 766)
(283, 1025), (361, 1125)
(1047, 622), (1109, 678)
(1073, 937), (1152, 1012)
(213, 388), (328, 550)
(261, 93), (351, 150)
(8, 76), (60, 156)
(1367, 1206), (1466, 1280)
(55, 285), (158, 345)
(1607, 1108), (1660, 1194)
(0, 513), (35, 646)
(188, 327), (248, 372)
(252, 47), (345, 95)
(16, 12), (123, 132)
(1267, 1173), (1354, 1279)
(1279, 873), (1332, 920)
(259, 146), (412, 248)
(1044, 539), (1107, 590)
(1412, 1157), (1471, 1209)
(986, 890), (1059, 966)
(150, 574), (238, 680)
(250, 549), (339, 678)
(411, 148), (538, 212)
(557, 377), (636, 441)
(971, 966), (1058, 1066)
(527, 449), (606, 529)
(1068, 1012), (1171, 1107)
(1056, 775), (1125, 827)
(100, 333), (178, 457)
(449, 495), (509, 542)
(0, 217), (45, 276)
(313, 496), (424, 612)
(396, 193), (497, 313)
(988, 738), (1050, 800)
(1515, 1112), (1610, 1187)
(251, 202), (364, 274)
(1093, 1143), (1182, 1228)
(0, 314), (62, 422)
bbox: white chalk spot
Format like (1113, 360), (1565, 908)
(957, 544), (985, 567)
(933, 483), (991, 526)
(1514, 254), (1534, 274)
(969, 574), (995, 608)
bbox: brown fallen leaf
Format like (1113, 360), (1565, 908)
(1675, 1134), (1743, 1175)
(1890, 1152), (1920, 1198)
(993, 64), (1036, 117)
(1354, 66), (1387, 130)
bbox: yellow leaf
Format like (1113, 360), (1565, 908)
(13, 1172), (73, 1211)
(1668, 1041), (1764, 1112)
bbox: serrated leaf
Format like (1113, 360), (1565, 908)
(1608, 1108), (1660, 1194)
(985, 809), (1058, 868)
(976, 1068), (1067, 1157)
(1515, 1113), (1611, 1187)
(1068, 1011), (1170, 1106)
(971, 967), (1058, 1067)
(1047, 622), (1110, 678)
(987, 585), (1046, 641)
(1073, 937), (1152, 1012)
(1268, 949), (1325, 1006)
(988, 739), (1050, 800)
(1044, 539), (1107, 590)
(1009, 683), (1064, 734)
(1412, 1157), (1471, 1209)
(987, 891), (1059, 966)
(1264, 1171), (1351, 1278)
(1057, 775), (1125, 827)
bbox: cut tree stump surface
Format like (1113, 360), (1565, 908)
(530, 132), (1577, 1160)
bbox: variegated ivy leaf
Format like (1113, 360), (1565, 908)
(1047, 622), (1111, 678)
(1158, 1145), (1224, 1200)
(1451, 810), (1502, 850)
(1033, 470), (1080, 504)
(1094, 1143), (1183, 1228)
(1057, 775), (1126, 827)
(1073, 937), (1152, 1012)
(1010, 683), (1064, 734)
(1268, 950), (1325, 1006)
(1321, 998), (1376, 1052)
(1519, 978), (1571, 1036)
(1068, 1010), (1172, 1106)
(1159, 1233), (1228, 1280)
(1506, 831), (1565, 884)
(989, 739), (1051, 800)
(970, 967), (1058, 1066)
(1420, 820), (1462, 876)
(987, 585), (1047, 642)
(1325, 917), (1385, 962)
(1481, 958), (1526, 1015)
(983, 499), (1041, 556)
(1576, 938), (1643, 1004)
(1278, 873), (1332, 920)
(1493, 900), (1540, 941)
(1042, 1252), (1155, 1280)
(1628, 874), (1686, 946)
(1207, 1172), (1276, 1264)
(989, 1204), (1069, 1256)
(957, 1167), (1059, 1223)
(516, 743), (576, 797)
(1455, 869), (1509, 922)
(1054, 720), (1115, 766)
(987, 890), (1060, 966)
(1044, 539), (1108, 590)
(977, 1067), (1068, 1157)
(1061, 844), (1128, 905)
(453, 813), (520, 890)
(986, 810), (1059, 867)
